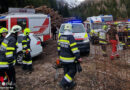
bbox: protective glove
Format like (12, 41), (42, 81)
(26, 50), (29, 54)
(76, 62), (82, 73)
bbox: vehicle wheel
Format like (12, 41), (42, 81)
(16, 52), (23, 65)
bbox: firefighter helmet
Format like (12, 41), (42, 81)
(24, 28), (31, 35)
(11, 25), (22, 33)
(103, 25), (108, 30)
(64, 23), (72, 30)
(0, 27), (8, 33)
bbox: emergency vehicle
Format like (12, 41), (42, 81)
(83, 15), (113, 44)
(0, 8), (51, 45)
(84, 15), (113, 33)
(59, 20), (90, 55)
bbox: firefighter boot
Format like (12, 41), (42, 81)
(116, 55), (120, 58)
(22, 64), (27, 71)
(67, 81), (76, 90)
(59, 82), (67, 90)
(28, 65), (34, 73)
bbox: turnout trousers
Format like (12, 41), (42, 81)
(22, 52), (32, 71)
(60, 63), (77, 87)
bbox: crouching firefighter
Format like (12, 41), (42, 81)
(57, 23), (82, 90)
(22, 28), (33, 72)
(0, 25), (22, 89)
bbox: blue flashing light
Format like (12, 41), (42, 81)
(67, 19), (82, 23)
(128, 19), (130, 22)
(0, 16), (6, 19)
(109, 15), (113, 16)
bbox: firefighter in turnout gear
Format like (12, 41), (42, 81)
(22, 28), (33, 72)
(0, 27), (8, 86)
(0, 27), (8, 45)
(57, 23), (82, 90)
(0, 25), (22, 89)
(99, 25), (108, 57)
(127, 26), (130, 48)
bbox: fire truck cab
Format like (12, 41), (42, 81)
(0, 8), (51, 45)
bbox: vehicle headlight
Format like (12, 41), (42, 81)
(83, 38), (89, 42)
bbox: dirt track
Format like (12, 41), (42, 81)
(16, 39), (130, 90)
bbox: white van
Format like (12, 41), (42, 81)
(59, 23), (90, 55)
(0, 8), (51, 45)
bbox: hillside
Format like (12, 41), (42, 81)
(70, 0), (130, 20)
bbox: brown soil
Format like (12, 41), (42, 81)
(16, 39), (130, 90)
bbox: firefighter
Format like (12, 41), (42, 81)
(0, 27), (8, 82)
(0, 25), (22, 89)
(22, 28), (33, 73)
(90, 29), (97, 44)
(127, 25), (130, 48)
(0, 27), (8, 45)
(107, 24), (120, 60)
(57, 23), (82, 89)
(99, 25), (108, 57)
(119, 25), (127, 50)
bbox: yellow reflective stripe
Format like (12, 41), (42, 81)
(27, 49), (31, 51)
(99, 41), (107, 44)
(60, 56), (75, 60)
(0, 62), (9, 65)
(71, 47), (78, 51)
(16, 42), (18, 46)
(22, 45), (27, 47)
(58, 42), (60, 45)
(58, 33), (61, 39)
(70, 42), (77, 47)
(2, 42), (7, 47)
(10, 60), (16, 64)
(6, 47), (15, 50)
(59, 40), (70, 44)
(65, 74), (72, 81)
(23, 60), (32, 64)
(84, 33), (88, 38)
(5, 52), (13, 55)
(22, 40), (27, 42)
(128, 36), (130, 38)
(57, 47), (60, 50)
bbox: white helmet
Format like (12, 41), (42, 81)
(10, 25), (22, 33)
(64, 23), (72, 30)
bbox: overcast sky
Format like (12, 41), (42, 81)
(64, 0), (85, 7)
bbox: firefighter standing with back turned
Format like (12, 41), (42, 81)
(99, 25), (108, 57)
(57, 23), (82, 90)
(22, 28), (33, 73)
(0, 25), (22, 90)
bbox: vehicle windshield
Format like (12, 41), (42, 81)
(92, 23), (102, 29)
(60, 23), (85, 33)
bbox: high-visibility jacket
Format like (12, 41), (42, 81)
(90, 29), (96, 36)
(0, 34), (17, 69)
(22, 35), (31, 53)
(57, 35), (80, 64)
(128, 28), (130, 39)
(99, 29), (107, 44)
